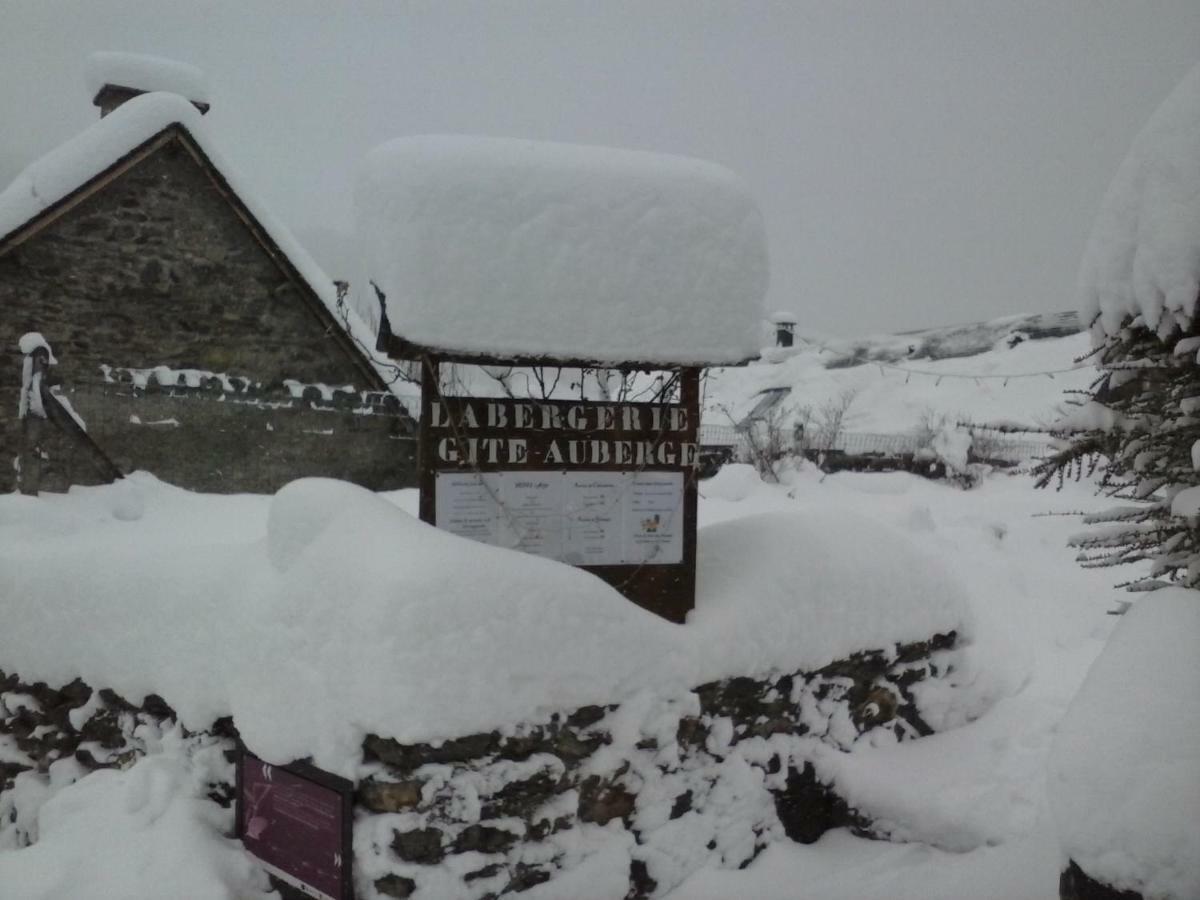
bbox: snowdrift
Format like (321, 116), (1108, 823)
(0, 475), (970, 776)
(1048, 588), (1200, 899)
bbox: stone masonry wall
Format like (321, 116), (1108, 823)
(0, 137), (414, 493)
(356, 632), (956, 899)
(1, 632), (958, 899)
(0, 672), (237, 853)
(25, 375), (415, 494)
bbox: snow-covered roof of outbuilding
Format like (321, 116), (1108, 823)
(85, 52), (210, 109)
(1080, 63), (1200, 339)
(0, 91), (395, 389)
(357, 135), (769, 367)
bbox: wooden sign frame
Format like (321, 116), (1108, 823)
(413, 353), (701, 623)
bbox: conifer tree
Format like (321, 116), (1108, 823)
(1037, 61), (1200, 591)
(1037, 317), (1200, 589)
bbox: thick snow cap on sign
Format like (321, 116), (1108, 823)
(1047, 588), (1200, 899)
(85, 51), (210, 106)
(356, 135), (769, 365)
(1079, 64), (1200, 339)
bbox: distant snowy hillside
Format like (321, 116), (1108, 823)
(704, 312), (1092, 440)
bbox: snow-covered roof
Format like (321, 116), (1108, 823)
(0, 91), (394, 388)
(1079, 63), (1200, 339)
(85, 52), (210, 107)
(356, 135), (769, 366)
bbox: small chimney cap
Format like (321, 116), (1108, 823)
(86, 52), (210, 115)
(769, 310), (798, 326)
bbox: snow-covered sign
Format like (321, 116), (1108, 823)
(84, 51), (210, 109)
(237, 751), (353, 900)
(360, 136), (764, 617)
(1080, 63), (1200, 340)
(357, 135), (769, 367)
(418, 383), (701, 621)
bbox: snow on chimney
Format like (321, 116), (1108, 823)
(769, 310), (798, 348)
(85, 52), (211, 117)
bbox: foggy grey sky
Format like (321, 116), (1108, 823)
(2, 1), (1197, 336)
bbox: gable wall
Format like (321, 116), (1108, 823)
(0, 139), (414, 493)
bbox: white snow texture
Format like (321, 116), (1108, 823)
(355, 135), (769, 365)
(84, 52), (210, 105)
(0, 475), (969, 777)
(1079, 63), (1200, 339)
(1048, 588), (1200, 899)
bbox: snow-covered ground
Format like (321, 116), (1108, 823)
(0, 460), (1129, 899)
(670, 465), (1122, 899)
(704, 325), (1094, 436)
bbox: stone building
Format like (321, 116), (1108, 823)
(0, 68), (414, 494)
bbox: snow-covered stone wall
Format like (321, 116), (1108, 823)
(0, 477), (975, 896)
(0, 629), (959, 900)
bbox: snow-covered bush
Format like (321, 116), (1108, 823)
(1037, 63), (1200, 591)
(913, 408), (980, 486)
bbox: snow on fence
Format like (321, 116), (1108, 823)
(698, 423), (1053, 464)
(833, 431), (1054, 462)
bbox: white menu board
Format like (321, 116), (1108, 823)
(625, 473), (685, 565)
(434, 470), (684, 566)
(435, 472), (503, 544)
(562, 473), (627, 565)
(499, 474), (564, 559)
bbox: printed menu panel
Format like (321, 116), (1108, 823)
(562, 473), (628, 565)
(625, 472), (684, 564)
(499, 474), (564, 559)
(435, 470), (684, 566)
(435, 472), (503, 544)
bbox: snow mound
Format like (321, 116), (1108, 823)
(355, 135), (769, 365)
(699, 463), (763, 502)
(84, 51), (210, 106)
(0, 746), (271, 899)
(0, 477), (975, 777)
(1079, 64), (1200, 338)
(0, 478), (688, 773)
(1047, 588), (1200, 899)
(692, 510), (971, 678)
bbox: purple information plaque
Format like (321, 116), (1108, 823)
(237, 750), (353, 900)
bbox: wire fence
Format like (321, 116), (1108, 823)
(699, 423), (1055, 463)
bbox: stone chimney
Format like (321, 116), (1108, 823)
(769, 311), (798, 348)
(86, 52), (210, 117)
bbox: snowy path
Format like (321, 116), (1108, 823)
(668, 466), (1120, 898)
